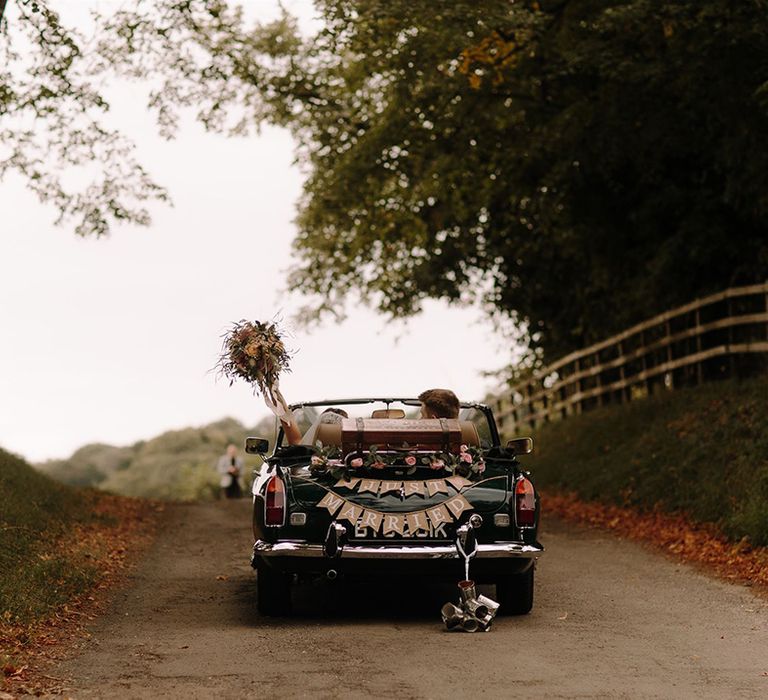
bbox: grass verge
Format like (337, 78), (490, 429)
(530, 373), (768, 546)
(0, 447), (159, 694)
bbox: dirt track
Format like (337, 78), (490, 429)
(53, 500), (768, 699)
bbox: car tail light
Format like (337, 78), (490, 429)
(265, 475), (286, 526)
(515, 476), (536, 527)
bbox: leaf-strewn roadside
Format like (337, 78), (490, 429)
(545, 492), (768, 594)
(0, 448), (160, 695)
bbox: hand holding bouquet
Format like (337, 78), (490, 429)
(216, 319), (294, 422)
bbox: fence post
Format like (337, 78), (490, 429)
(695, 308), (703, 386)
(665, 319), (673, 389)
(618, 340), (627, 403)
(574, 358), (582, 415)
(641, 330), (650, 396)
(727, 296), (736, 378)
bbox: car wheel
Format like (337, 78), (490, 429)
(257, 566), (292, 616)
(496, 566), (534, 615)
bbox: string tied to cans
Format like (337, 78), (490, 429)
(442, 517), (500, 632)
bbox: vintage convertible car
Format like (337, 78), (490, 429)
(246, 398), (543, 616)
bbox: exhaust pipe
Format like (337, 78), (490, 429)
(326, 569), (338, 580)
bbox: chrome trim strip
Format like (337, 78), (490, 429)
(253, 540), (543, 560)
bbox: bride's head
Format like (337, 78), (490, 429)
(319, 408), (348, 424)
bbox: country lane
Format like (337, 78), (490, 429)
(51, 499), (768, 699)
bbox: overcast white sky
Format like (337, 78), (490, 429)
(0, 1), (511, 462)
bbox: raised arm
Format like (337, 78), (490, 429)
(281, 418), (303, 446)
(264, 388), (303, 445)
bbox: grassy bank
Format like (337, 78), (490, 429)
(1, 447), (156, 683)
(0, 448), (101, 626)
(530, 373), (768, 545)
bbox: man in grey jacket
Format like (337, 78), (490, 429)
(216, 443), (244, 499)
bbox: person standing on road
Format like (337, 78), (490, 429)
(216, 443), (243, 499)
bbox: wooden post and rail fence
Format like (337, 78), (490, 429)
(488, 282), (768, 437)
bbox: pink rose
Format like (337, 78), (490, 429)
(405, 455), (417, 466)
(311, 456), (323, 466)
(461, 452), (473, 463)
(460, 444), (469, 453)
(476, 460), (486, 473)
(350, 457), (363, 468)
(430, 459), (445, 470)
(371, 461), (386, 470)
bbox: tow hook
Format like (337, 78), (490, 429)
(324, 521), (346, 558)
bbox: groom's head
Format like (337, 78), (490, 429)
(418, 389), (460, 419)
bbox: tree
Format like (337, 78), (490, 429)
(0, 1), (168, 236)
(4, 0), (768, 362)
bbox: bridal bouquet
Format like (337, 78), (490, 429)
(216, 319), (293, 400)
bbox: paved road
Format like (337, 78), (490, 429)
(55, 500), (768, 699)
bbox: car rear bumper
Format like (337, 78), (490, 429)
(252, 540), (542, 581)
(253, 540), (543, 560)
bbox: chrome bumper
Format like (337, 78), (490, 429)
(253, 540), (543, 560)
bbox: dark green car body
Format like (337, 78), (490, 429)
(249, 398), (543, 615)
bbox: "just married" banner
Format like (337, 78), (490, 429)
(333, 475), (473, 498)
(316, 489), (474, 535)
